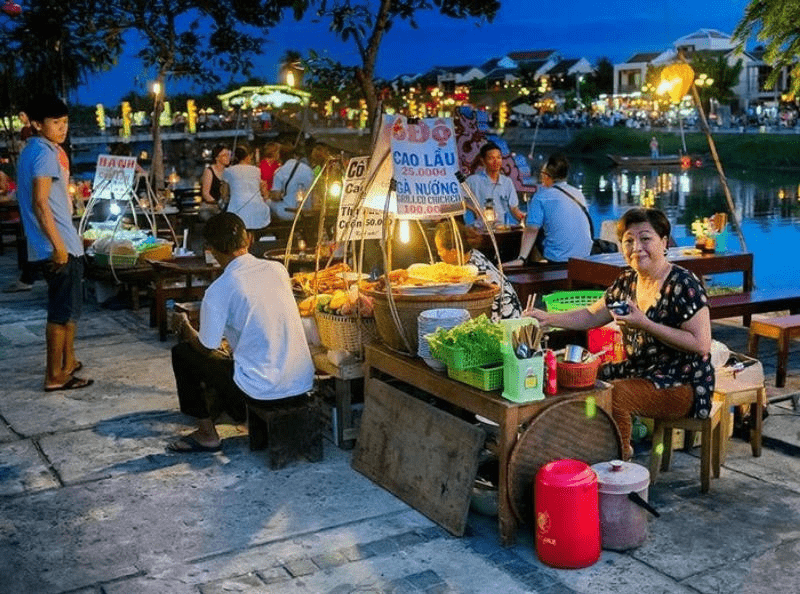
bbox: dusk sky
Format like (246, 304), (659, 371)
(75, 0), (753, 106)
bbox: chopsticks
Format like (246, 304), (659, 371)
(526, 293), (537, 312)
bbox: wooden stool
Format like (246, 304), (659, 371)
(649, 400), (723, 493)
(247, 394), (323, 470)
(714, 383), (764, 464)
(748, 315), (800, 387)
(174, 301), (201, 331)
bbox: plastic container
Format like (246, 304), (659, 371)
(535, 459), (601, 568)
(501, 348), (544, 403)
(448, 363), (503, 391)
(542, 290), (605, 312)
(590, 460), (652, 551)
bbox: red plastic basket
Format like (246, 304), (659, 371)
(556, 357), (601, 389)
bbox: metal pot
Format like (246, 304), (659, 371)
(591, 460), (658, 551)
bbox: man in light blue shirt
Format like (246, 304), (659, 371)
(269, 149), (314, 222)
(17, 95), (92, 392)
(505, 153), (592, 266)
(464, 142), (524, 227)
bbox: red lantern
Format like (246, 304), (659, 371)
(1, 1), (22, 16)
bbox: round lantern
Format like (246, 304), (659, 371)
(658, 63), (695, 103)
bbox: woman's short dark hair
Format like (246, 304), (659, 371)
(232, 145), (249, 164)
(617, 207), (671, 241)
(542, 153), (569, 181)
(203, 212), (249, 254)
(479, 142), (501, 161)
(434, 220), (469, 251)
(211, 144), (228, 161)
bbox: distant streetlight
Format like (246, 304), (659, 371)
(695, 73), (714, 89)
(285, 71), (295, 87)
(152, 81), (162, 97)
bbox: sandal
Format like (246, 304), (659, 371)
(44, 376), (93, 392)
(167, 434), (222, 453)
(68, 361), (83, 375)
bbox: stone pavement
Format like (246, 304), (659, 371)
(2, 252), (800, 594)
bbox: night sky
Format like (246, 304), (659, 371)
(75, 0), (752, 106)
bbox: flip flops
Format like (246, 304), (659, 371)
(44, 376), (94, 392)
(69, 361), (83, 374)
(167, 434), (222, 453)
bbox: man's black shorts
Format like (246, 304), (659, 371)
(41, 255), (83, 324)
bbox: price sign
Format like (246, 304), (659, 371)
(335, 156), (385, 242)
(91, 154), (138, 200)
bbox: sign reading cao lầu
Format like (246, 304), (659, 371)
(92, 154), (138, 200)
(335, 156), (384, 242)
(390, 117), (463, 219)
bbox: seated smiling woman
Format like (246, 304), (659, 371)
(524, 207), (714, 459)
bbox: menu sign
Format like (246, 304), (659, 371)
(390, 116), (464, 219)
(335, 155), (384, 241)
(92, 154), (138, 200)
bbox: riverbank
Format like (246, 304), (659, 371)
(562, 127), (800, 172)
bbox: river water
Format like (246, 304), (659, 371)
(563, 159), (800, 291)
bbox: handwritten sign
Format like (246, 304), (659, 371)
(391, 116), (463, 219)
(91, 154), (138, 200)
(335, 156), (385, 242)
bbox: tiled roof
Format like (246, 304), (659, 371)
(624, 52), (662, 64)
(507, 50), (557, 61)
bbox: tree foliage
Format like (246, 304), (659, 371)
(0, 0), (123, 113)
(734, 0), (800, 96)
(691, 53), (743, 108)
(295, 0), (500, 122)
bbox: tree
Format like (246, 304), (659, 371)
(734, 0), (800, 97)
(691, 52), (743, 111)
(301, 0), (500, 124)
(99, 0), (294, 191)
(0, 0), (123, 159)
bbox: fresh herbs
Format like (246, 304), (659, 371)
(428, 314), (503, 360)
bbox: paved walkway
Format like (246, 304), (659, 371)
(2, 252), (800, 593)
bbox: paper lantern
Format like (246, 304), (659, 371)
(658, 63), (695, 103)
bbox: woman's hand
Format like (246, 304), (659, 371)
(524, 306), (550, 327)
(609, 299), (647, 330)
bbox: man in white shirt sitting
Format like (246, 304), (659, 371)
(168, 213), (314, 452)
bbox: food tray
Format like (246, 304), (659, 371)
(447, 363), (503, 391)
(542, 290), (605, 312)
(93, 252), (139, 268)
(428, 339), (503, 371)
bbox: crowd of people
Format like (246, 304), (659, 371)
(6, 92), (715, 463)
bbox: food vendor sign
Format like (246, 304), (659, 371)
(335, 155), (384, 242)
(91, 154), (138, 200)
(390, 116), (464, 219)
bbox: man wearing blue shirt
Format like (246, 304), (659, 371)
(17, 95), (92, 391)
(505, 153), (592, 266)
(464, 142), (524, 227)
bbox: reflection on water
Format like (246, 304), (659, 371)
(571, 161), (800, 290)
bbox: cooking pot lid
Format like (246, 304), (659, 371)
(591, 460), (650, 493)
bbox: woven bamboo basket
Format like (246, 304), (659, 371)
(314, 311), (378, 355)
(360, 282), (499, 356)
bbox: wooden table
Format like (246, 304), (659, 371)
(149, 256), (222, 341)
(567, 248), (753, 292)
(362, 343), (612, 546)
(311, 346), (364, 449)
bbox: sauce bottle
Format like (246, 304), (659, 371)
(544, 345), (558, 395)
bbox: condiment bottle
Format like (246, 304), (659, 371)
(544, 346), (558, 395)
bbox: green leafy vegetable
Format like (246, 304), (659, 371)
(427, 314), (503, 360)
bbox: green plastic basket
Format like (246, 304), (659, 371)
(447, 363), (504, 391)
(428, 340), (503, 371)
(542, 290), (605, 312)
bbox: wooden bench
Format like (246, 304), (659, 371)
(708, 289), (800, 321)
(748, 314), (800, 387)
(247, 393), (324, 469)
(507, 267), (570, 307)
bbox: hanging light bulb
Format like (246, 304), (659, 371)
(109, 201), (121, 216)
(398, 219), (411, 244)
(328, 180), (342, 198)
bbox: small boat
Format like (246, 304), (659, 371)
(607, 154), (684, 168)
